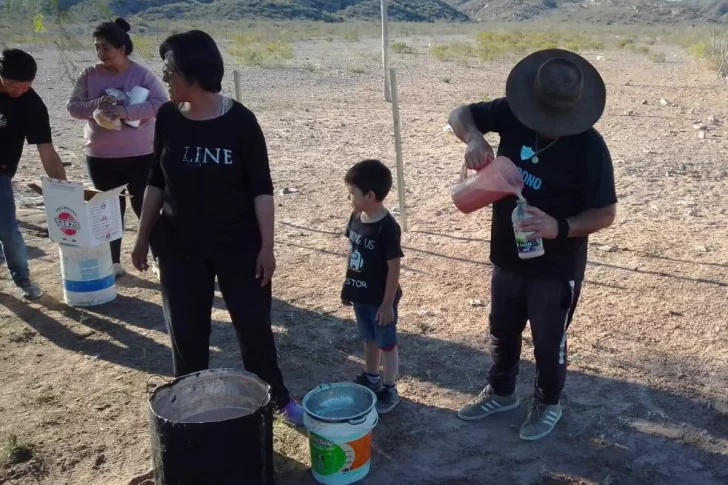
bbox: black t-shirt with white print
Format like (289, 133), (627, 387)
(148, 100), (274, 256)
(341, 212), (404, 306)
(469, 97), (617, 282)
(0, 89), (53, 178)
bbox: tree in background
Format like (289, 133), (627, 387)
(2, 0), (112, 82)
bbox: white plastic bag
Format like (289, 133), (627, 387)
(123, 86), (149, 128)
(105, 88), (126, 102)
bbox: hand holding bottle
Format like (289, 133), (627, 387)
(512, 198), (545, 259)
(517, 206), (559, 240)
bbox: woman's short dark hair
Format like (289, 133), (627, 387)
(345, 159), (393, 202)
(0, 48), (37, 81)
(93, 18), (134, 56)
(159, 30), (224, 93)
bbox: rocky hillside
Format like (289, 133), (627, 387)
(702, 0), (728, 21)
(449, 0), (718, 24)
(5, 0), (724, 24)
(62, 0), (469, 22)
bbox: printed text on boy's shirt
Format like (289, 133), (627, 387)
(341, 212), (404, 306)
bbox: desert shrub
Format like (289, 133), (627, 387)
(391, 41), (416, 54)
(228, 35), (294, 67)
(617, 37), (635, 48)
(430, 30), (603, 64)
(132, 35), (158, 59)
(343, 30), (360, 42)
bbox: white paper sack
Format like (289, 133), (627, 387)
(93, 88), (125, 131)
(93, 108), (122, 131)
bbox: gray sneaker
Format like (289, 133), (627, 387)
(376, 386), (400, 415)
(519, 400), (562, 441)
(457, 385), (520, 421)
(354, 372), (384, 393)
(16, 279), (42, 300)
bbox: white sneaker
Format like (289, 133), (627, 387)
(151, 259), (160, 280)
(16, 278), (42, 300)
(113, 263), (126, 278)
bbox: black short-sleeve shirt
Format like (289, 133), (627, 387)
(341, 212), (404, 306)
(469, 97), (617, 281)
(0, 88), (53, 177)
(148, 100), (274, 256)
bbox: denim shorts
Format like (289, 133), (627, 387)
(353, 304), (398, 349)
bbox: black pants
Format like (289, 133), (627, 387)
(86, 154), (155, 264)
(157, 249), (292, 409)
(487, 266), (582, 405)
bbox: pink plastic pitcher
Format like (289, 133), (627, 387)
(452, 156), (524, 214)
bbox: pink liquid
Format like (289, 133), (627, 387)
(452, 156), (524, 214)
(454, 185), (517, 213)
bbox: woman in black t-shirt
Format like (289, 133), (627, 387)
(131, 30), (303, 425)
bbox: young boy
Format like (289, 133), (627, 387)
(341, 159), (404, 415)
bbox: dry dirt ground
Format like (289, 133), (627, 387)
(1, 32), (728, 485)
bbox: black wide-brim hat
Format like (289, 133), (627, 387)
(505, 49), (606, 137)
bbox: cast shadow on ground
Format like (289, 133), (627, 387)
(1, 292), (173, 376)
(116, 272), (161, 292)
(4, 289), (727, 483)
(25, 244), (47, 262)
(268, 299), (728, 485)
(18, 220), (48, 238)
(0, 239), (49, 264)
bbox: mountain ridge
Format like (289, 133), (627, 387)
(454, 0), (719, 24)
(64, 0), (470, 22)
(7, 0), (728, 24)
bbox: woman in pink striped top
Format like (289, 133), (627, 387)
(67, 18), (167, 277)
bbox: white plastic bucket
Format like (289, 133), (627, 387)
(302, 383), (379, 485)
(58, 243), (116, 306)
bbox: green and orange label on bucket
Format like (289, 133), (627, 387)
(309, 431), (372, 476)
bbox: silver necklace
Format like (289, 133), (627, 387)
(531, 136), (558, 164)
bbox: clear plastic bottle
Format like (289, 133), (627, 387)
(512, 198), (545, 259)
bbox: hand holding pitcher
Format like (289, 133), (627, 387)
(465, 134), (495, 170)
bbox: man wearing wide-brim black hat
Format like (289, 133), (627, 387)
(448, 49), (617, 441)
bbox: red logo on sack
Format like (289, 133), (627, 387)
(55, 208), (81, 236)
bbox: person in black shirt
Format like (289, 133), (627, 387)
(448, 49), (617, 440)
(341, 160), (404, 414)
(130, 30), (303, 425)
(0, 49), (67, 299)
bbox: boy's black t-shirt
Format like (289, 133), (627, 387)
(341, 212), (404, 306)
(469, 97), (617, 282)
(0, 89), (53, 177)
(148, 101), (274, 256)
